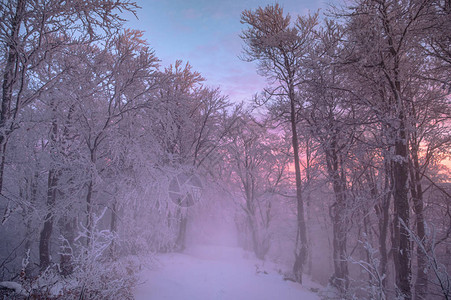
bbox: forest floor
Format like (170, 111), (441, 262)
(133, 245), (321, 300)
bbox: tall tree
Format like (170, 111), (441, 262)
(240, 4), (317, 283)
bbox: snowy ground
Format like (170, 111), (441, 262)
(134, 245), (321, 300)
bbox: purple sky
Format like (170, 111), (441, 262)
(124, 0), (333, 103)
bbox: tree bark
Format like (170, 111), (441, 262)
(23, 171), (38, 252)
(39, 104), (59, 270)
(0, 0), (25, 193)
(326, 135), (349, 292)
(39, 169), (57, 270)
(372, 153), (391, 296)
(85, 179), (94, 247)
(290, 86), (307, 284)
(382, 2), (412, 295)
(175, 209), (187, 251)
(393, 116), (411, 299)
(410, 146), (427, 300)
(379, 157), (391, 292)
(109, 198), (118, 260)
(305, 137), (313, 275)
(85, 148), (97, 247)
(59, 216), (75, 276)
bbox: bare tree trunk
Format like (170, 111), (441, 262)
(0, 0), (25, 193)
(410, 147), (427, 300)
(0, 143), (7, 196)
(175, 209), (187, 251)
(39, 106), (59, 270)
(372, 154), (391, 295)
(290, 87), (307, 284)
(85, 148), (96, 247)
(85, 179), (94, 247)
(23, 171), (38, 254)
(109, 198), (118, 259)
(383, 3), (412, 292)
(305, 138), (313, 275)
(379, 157), (391, 291)
(363, 206), (373, 283)
(39, 169), (57, 270)
(59, 105), (76, 275)
(330, 205), (348, 291)
(393, 117), (411, 299)
(330, 154), (349, 293)
(59, 216), (75, 276)
(327, 142), (349, 293)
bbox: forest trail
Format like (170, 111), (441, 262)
(133, 245), (320, 300)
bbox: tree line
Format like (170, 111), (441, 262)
(0, 1), (239, 298)
(239, 1), (450, 299)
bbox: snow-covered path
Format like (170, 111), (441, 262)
(134, 245), (320, 300)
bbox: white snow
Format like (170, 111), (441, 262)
(0, 281), (28, 296)
(134, 245), (320, 300)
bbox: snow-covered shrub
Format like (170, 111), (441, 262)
(0, 208), (146, 299)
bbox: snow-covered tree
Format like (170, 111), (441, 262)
(240, 4), (318, 283)
(227, 111), (290, 259)
(0, 0), (138, 194)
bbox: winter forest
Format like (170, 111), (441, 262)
(0, 0), (450, 299)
